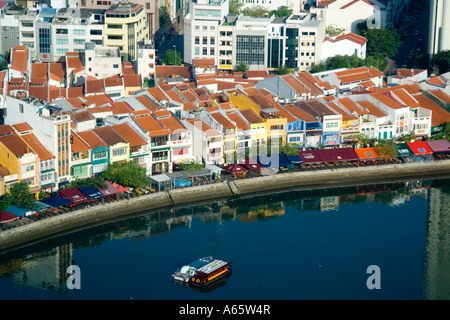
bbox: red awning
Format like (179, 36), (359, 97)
(59, 187), (89, 204)
(112, 182), (128, 193)
(0, 211), (20, 223)
(407, 141), (433, 155)
(223, 164), (249, 174)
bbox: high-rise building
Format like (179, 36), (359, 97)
(104, 1), (149, 61)
(183, 0), (229, 65)
(428, 0), (450, 57)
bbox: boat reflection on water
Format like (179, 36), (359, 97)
(173, 270), (232, 293)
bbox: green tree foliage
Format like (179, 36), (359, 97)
(270, 6), (293, 18)
(431, 50), (450, 74)
(276, 64), (291, 75)
(180, 161), (203, 171)
(310, 54), (387, 73)
(0, 50), (10, 71)
(325, 24), (345, 37)
(7, 182), (36, 209)
(162, 49), (182, 66)
(236, 62), (249, 73)
(66, 175), (107, 190)
(360, 28), (403, 60)
(229, 0), (244, 14)
(241, 5), (269, 17)
(375, 139), (398, 157)
(101, 161), (150, 189)
(280, 143), (300, 156)
(0, 197), (11, 210)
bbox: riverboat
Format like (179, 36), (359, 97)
(172, 256), (214, 283)
(189, 258), (232, 287)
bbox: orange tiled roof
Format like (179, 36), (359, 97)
(413, 93), (450, 127)
(225, 110), (251, 131)
(70, 130), (91, 153)
(10, 46), (28, 75)
(111, 123), (147, 147)
(78, 130), (108, 149)
(20, 131), (55, 163)
(154, 110), (186, 133)
(281, 74), (310, 94)
(324, 32), (367, 46)
(357, 100), (387, 118)
(134, 113), (170, 136)
(429, 89), (450, 104)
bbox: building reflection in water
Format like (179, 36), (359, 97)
(424, 187), (450, 300)
(0, 179), (449, 298)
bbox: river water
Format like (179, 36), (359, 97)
(0, 178), (449, 300)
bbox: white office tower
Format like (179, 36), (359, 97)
(51, 0), (67, 9)
(183, 0), (229, 65)
(429, 0), (450, 56)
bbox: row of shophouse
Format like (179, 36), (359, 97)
(1, 51), (450, 196)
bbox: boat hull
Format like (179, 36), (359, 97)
(189, 264), (232, 287)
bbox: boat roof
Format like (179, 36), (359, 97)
(197, 259), (228, 274)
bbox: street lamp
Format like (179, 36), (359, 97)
(173, 45), (177, 65)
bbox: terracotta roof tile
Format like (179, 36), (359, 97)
(78, 130), (108, 149)
(111, 123), (147, 147)
(70, 130), (91, 153)
(413, 93), (450, 127)
(92, 126), (127, 146)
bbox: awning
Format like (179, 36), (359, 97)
(396, 143), (413, 157)
(278, 154), (291, 167)
(299, 148), (359, 163)
(238, 158), (263, 171)
(34, 200), (53, 211)
(426, 139), (450, 154)
(223, 164), (248, 174)
(205, 165), (223, 174)
(79, 186), (103, 199)
(39, 195), (73, 207)
(317, 148), (359, 162)
(0, 211), (20, 223)
(98, 180), (119, 197)
(59, 187), (89, 204)
(283, 153), (302, 164)
(174, 179), (192, 187)
(354, 147), (379, 161)
(298, 150), (322, 164)
(4, 205), (37, 217)
(112, 182), (128, 192)
(149, 174), (171, 183)
(407, 141), (433, 155)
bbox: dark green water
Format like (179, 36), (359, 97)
(0, 178), (449, 300)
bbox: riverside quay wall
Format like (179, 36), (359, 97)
(1, 160), (450, 252)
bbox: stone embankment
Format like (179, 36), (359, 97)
(1, 160), (450, 252)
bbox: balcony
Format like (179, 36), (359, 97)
(341, 126), (359, 134)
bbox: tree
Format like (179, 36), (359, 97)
(276, 64), (291, 75)
(325, 24), (345, 37)
(361, 28), (403, 60)
(241, 5), (269, 17)
(180, 161), (203, 171)
(280, 143), (300, 156)
(431, 50), (450, 74)
(0, 50), (10, 71)
(270, 6), (293, 18)
(8, 182), (36, 209)
(236, 62), (249, 73)
(101, 162), (150, 189)
(162, 49), (182, 66)
(229, 0), (243, 14)
(67, 175), (107, 190)
(375, 139), (398, 158)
